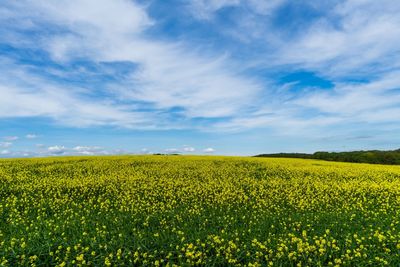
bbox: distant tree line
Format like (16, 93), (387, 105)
(255, 149), (400, 165)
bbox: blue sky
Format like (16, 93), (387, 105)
(1, 0), (400, 157)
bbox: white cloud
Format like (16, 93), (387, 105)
(0, 150), (10, 155)
(203, 0), (400, 135)
(188, 0), (240, 19)
(3, 136), (18, 141)
(295, 71), (400, 120)
(42, 145), (113, 156)
(73, 146), (100, 151)
(188, 0), (285, 19)
(0, 142), (12, 148)
(0, 144), (120, 158)
(47, 145), (67, 155)
(0, 150), (36, 157)
(247, 0), (286, 15)
(140, 148), (152, 154)
(1, 0), (400, 141)
(164, 146), (196, 153)
(26, 134), (37, 139)
(203, 147), (215, 153)
(275, 1), (400, 77)
(210, 69), (400, 137)
(0, 63), (150, 128)
(183, 146), (196, 152)
(72, 146), (106, 155)
(0, 0), (263, 128)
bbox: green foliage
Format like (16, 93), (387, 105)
(256, 149), (400, 165)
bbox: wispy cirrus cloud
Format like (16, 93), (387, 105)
(3, 136), (18, 141)
(189, 0), (400, 138)
(275, 0), (400, 78)
(187, 0), (240, 19)
(0, 142), (12, 148)
(0, 0), (262, 129)
(0, 58), (154, 128)
(1, 0), (400, 155)
(188, 0), (286, 19)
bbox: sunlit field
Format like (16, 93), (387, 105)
(1, 156), (400, 266)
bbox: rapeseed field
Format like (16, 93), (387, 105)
(1, 156), (400, 266)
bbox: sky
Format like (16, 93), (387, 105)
(1, 0), (400, 157)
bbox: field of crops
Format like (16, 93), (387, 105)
(1, 156), (400, 266)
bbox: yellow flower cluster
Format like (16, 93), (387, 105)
(0, 156), (400, 266)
